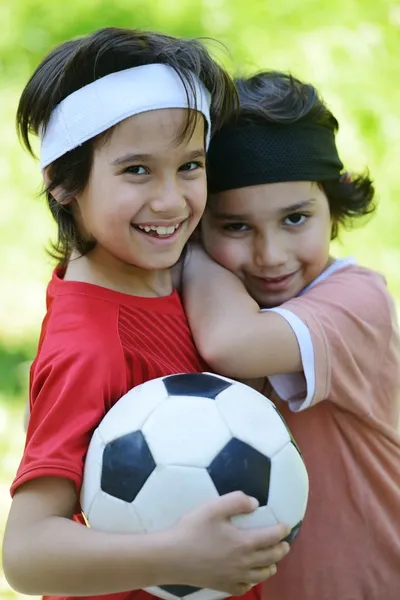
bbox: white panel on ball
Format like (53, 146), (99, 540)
(268, 443), (309, 527)
(134, 465), (218, 532)
(87, 490), (145, 533)
(143, 397), (231, 467)
(215, 383), (290, 457)
(97, 378), (168, 444)
(231, 504), (278, 530)
(80, 429), (105, 517)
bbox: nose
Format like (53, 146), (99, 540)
(253, 233), (288, 269)
(150, 178), (186, 215)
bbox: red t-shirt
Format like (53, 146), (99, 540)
(12, 269), (260, 600)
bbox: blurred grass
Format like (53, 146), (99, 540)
(0, 1), (399, 598)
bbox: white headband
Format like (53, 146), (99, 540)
(40, 63), (212, 169)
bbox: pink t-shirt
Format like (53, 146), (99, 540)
(262, 260), (400, 600)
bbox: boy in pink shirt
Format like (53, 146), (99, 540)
(184, 71), (400, 599)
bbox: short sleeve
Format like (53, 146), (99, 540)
(11, 309), (127, 496)
(264, 266), (398, 416)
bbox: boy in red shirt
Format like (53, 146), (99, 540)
(2, 32), (290, 600)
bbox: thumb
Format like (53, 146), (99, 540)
(210, 491), (259, 520)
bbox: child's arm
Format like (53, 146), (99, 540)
(2, 476), (290, 597)
(183, 246), (302, 379)
(184, 246), (396, 419)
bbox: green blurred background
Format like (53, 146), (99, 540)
(0, 1), (399, 597)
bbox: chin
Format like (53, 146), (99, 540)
(259, 299), (280, 309)
(145, 254), (184, 272)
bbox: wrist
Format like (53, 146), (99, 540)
(130, 528), (191, 588)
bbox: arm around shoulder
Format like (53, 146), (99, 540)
(183, 246), (302, 378)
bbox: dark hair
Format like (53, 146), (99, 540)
(18, 27), (237, 264)
(229, 71), (376, 239)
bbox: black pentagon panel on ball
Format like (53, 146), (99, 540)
(163, 373), (232, 399)
(207, 438), (271, 506)
(284, 520), (302, 545)
(159, 585), (201, 597)
(101, 431), (156, 502)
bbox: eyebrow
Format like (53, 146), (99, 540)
(279, 199), (317, 214)
(211, 198), (317, 220)
(112, 148), (206, 166)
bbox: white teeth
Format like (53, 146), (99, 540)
(136, 223), (180, 236)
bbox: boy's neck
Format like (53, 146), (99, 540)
(64, 251), (174, 298)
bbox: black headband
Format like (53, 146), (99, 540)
(207, 121), (344, 193)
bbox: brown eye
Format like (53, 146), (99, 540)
(222, 223), (249, 232)
(284, 213), (307, 226)
(123, 165), (148, 175)
(179, 161), (203, 171)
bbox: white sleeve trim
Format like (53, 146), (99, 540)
(262, 307), (316, 411)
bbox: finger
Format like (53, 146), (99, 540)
(248, 564), (278, 584)
(209, 491), (259, 519)
(251, 541), (290, 568)
(249, 523), (291, 549)
(232, 582), (254, 596)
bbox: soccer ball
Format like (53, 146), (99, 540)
(81, 373), (308, 600)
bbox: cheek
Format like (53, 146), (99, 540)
(296, 224), (331, 265)
(202, 233), (243, 272)
(95, 184), (139, 224)
(187, 177), (207, 216)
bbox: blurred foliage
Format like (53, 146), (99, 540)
(0, 1), (399, 596)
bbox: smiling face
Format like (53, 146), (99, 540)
(202, 181), (333, 308)
(68, 107), (206, 286)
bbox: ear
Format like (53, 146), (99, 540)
(42, 167), (74, 206)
